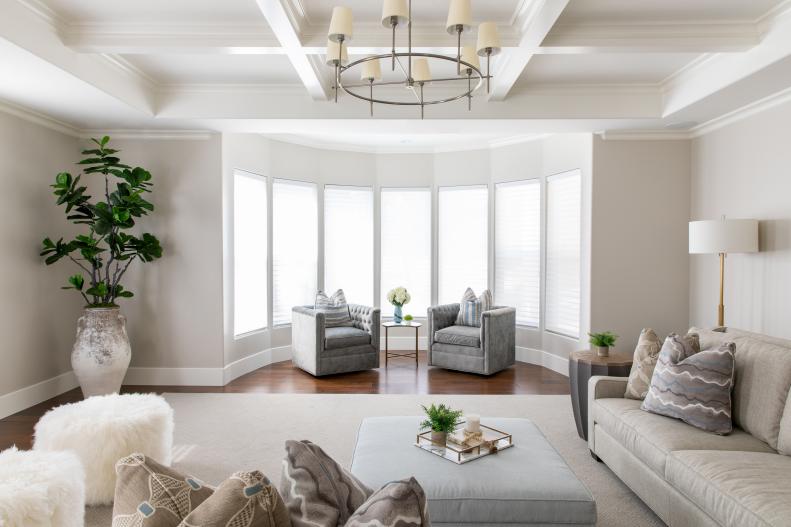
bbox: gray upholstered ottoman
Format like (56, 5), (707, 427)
(351, 416), (596, 526)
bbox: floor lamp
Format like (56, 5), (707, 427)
(689, 218), (758, 327)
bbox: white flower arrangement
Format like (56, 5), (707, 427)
(386, 286), (411, 307)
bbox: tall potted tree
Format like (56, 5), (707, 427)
(40, 137), (162, 397)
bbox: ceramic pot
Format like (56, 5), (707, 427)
(595, 345), (610, 358)
(430, 430), (447, 447)
(72, 307), (131, 397)
(393, 304), (403, 324)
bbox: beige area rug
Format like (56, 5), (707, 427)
(87, 393), (663, 527)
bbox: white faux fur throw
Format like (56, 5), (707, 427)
(33, 393), (174, 506)
(0, 446), (85, 527)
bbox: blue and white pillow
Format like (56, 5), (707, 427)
(456, 288), (493, 327)
(315, 289), (354, 327)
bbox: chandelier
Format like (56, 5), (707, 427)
(326, 0), (502, 119)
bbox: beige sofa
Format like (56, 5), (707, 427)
(588, 327), (791, 527)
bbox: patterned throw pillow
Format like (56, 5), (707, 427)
(280, 440), (372, 527)
(642, 335), (736, 434)
(346, 477), (430, 527)
(624, 328), (662, 400)
(314, 289), (354, 327)
(180, 470), (291, 527)
(456, 288), (493, 327)
(112, 454), (213, 527)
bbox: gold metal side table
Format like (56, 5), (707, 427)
(382, 321), (422, 368)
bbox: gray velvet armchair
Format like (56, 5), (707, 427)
(291, 304), (380, 376)
(427, 303), (516, 375)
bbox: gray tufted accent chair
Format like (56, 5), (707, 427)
(291, 304), (380, 376)
(427, 303), (516, 375)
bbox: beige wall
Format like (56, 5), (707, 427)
(0, 111), (82, 397)
(591, 137), (691, 353)
(690, 102), (791, 339)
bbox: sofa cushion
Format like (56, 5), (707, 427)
(666, 451), (791, 527)
(455, 288), (492, 327)
(324, 327), (370, 350)
(434, 325), (481, 348)
(431, 342), (484, 358)
(624, 328), (662, 400)
(593, 398), (775, 477)
(315, 289), (354, 328)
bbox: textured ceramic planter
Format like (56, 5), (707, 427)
(595, 345), (610, 358)
(430, 430), (447, 447)
(72, 307), (131, 397)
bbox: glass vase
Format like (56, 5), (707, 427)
(393, 304), (403, 324)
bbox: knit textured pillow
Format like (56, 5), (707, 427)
(314, 289), (354, 327)
(456, 288), (493, 327)
(624, 328), (662, 400)
(345, 477), (430, 527)
(180, 470), (291, 527)
(280, 440), (372, 527)
(642, 335), (736, 434)
(112, 454), (213, 527)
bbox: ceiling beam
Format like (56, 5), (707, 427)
(254, 0), (329, 101)
(488, 0), (570, 102)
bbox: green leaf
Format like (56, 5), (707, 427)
(101, 136), (110, 146)
(86, 282), (108, 297)
(67, 274), (85, 290)
(56, 172), (71, 186)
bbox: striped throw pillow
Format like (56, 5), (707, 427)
(456, 288), (493, 327)
(315, 289), (354, 327)
(642, 334), (736, 434)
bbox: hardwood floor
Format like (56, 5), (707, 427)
(0, 351), (569, 450)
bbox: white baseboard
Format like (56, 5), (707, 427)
(222, 345), (292, 385)
(0, 371), (79, 420)
(516, 346), (569, 377)
(124, 367), (224, 386)
(380, 336), (429, 350)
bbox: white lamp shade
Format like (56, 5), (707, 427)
(446, 0), (472, 33)
(689, 219), (759, 254)
(360, 58), (382, 80)
(412, 58), (431, 82)
(477, 21), (502, 55)
(325, 39), (348, 66)
(381, 0), (408, 27)
(328, 6), (353, 42)
(459, 45), (480, 71)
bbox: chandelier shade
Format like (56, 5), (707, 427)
(446, 0), (473, 33)
(411, 58), (432, 83)
(360, 58), (382, 81)
(381, 0), (409, 27)
(476, 22), (502, 55)
(325, 39), (348, 66)
(328, 6), (353, 42)
(459, 45), (480, 71)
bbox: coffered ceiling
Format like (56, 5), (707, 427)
(1, 0), (791, 148)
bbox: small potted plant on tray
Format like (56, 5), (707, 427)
(420, 403), (463, 447)
(589, 331), (618, 357)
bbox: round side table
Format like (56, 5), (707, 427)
(569, 350), (633, 441)
(381, 321), (422, 368)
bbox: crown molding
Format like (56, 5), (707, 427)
(689, 84), (791, 138)
(0, 99), (80, 137)
(597, 130), (691, 141)
(14, 0), (64, 31)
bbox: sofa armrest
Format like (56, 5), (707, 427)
(349, 304), (380, 351)
(481, 307), (516, 374)
(588, 376), (628, 452)
(427, 303), (459, 365)
(291, 306), (325, 375)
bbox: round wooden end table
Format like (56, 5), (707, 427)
(381, 321), (422, 368)
(569, 350), (633, 441)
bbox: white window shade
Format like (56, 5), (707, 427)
(495, 179), (540, 326)
(273, 179), (318, 325)
(233, 170), (267, 336)
(324, 185), (374, 305)
(380, 188), (431, 318)
(438, 185), (488, 304)
(546, 170), (581, 338)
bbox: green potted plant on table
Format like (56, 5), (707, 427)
(420, 403), (464, 447)
(40, 136), (163, 397)
(589, 331), (618, 358)
(386, 286), (411, 324)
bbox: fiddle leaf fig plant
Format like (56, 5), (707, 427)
(40, 136), (163, 307)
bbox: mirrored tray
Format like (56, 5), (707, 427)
(414, 421), (513, 464)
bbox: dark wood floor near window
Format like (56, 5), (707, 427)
(0, 352), (569, 450)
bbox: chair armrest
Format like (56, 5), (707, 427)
(349, 304), (380, 351)
(427, 303), (459, 333)
(291, 306), (324, 375)
(589, 376), (628, 400)
(481, 307), (516, 373)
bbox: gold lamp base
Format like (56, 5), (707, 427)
(718, 252), (725, 327)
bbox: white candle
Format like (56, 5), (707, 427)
(465, 414), (480, 433)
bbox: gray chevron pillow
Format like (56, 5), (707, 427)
(345, 477), (430, 527)
(280, 440), (372, 527)
(642, 335), (736, 434)
(624, 328), (662, 400)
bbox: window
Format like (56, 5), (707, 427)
(546, 170), (581, 338)
(273, 179), (318, 325)
(438, 185), (488, 304)
(233, 170), (268, 336)
(324, 185), (373, 304)
(380, 188), (431, 317)
(495, 179), (540, 326)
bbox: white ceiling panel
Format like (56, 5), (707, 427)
(301, 0), (522, 26)
(122, 54), (302, 85)
(42, 0), (267, 24)
(557, 0), (782, 23)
